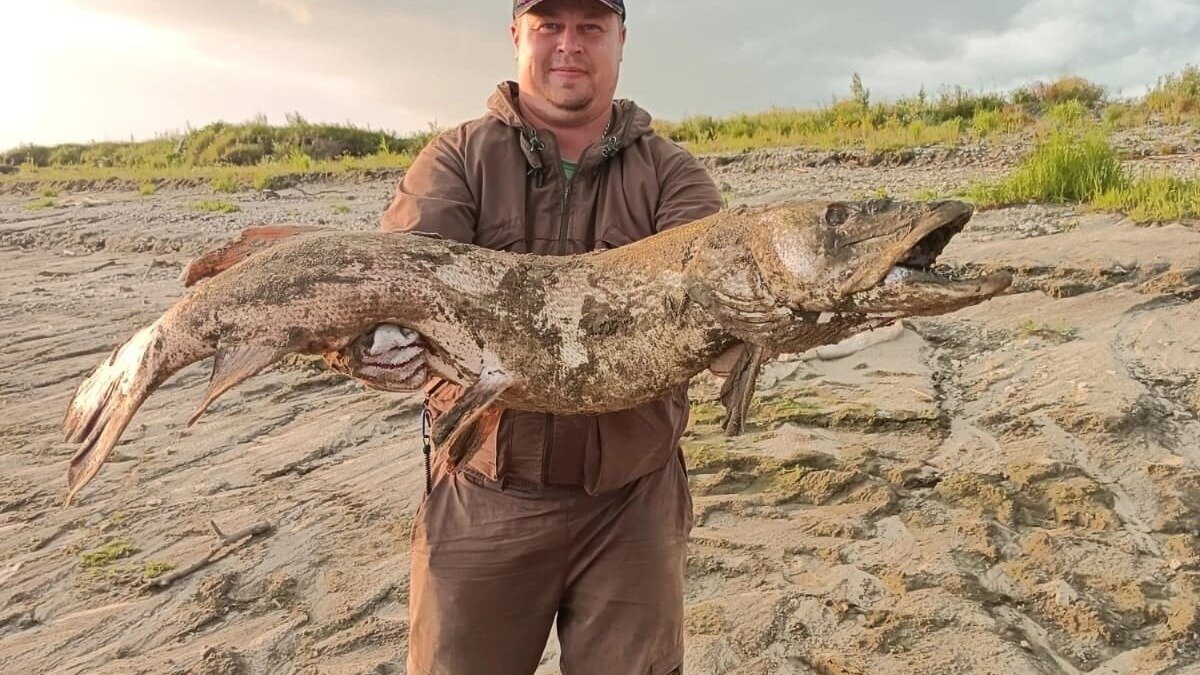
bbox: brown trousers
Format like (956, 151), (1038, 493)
(407, 453), (693, 675)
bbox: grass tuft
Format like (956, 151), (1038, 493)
(25, 197), (57, 210)
(142, 561), (174, 580)
(79, 538), (139, 569)
(192, 199), (241, 214)
(210, 174), (240, 193)
(965, 127), (1200, 222)
(964, 130), (1125, 206)
(1094, 174), (1200, 223)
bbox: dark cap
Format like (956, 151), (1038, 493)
(513, 0), (625, 19)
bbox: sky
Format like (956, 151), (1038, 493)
(3, 0), (1199, 151)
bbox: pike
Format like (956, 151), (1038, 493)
(63, 199), (1011, 504)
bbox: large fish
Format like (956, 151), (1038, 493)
(63, 199), (1011, 504)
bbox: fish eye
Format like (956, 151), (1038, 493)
(824, 202), (850, 226)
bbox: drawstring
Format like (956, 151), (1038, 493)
(420, 407), (432, 496)
(520, 128), (546, 187)
(519, 112), (622, 185)
(600, 134), (620, 159)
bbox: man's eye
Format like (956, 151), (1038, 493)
(582, 24), (602, 32)
(537, 22), (561, 32)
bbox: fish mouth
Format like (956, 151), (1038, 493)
(842, 200), (1012, 314)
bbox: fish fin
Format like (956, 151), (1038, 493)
(188, 345), (288, 426)
(430, 369), (512, 468)
(719, 343), (770, 436)
(181, 225), (324, 287)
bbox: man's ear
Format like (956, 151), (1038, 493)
(510, 19), (521, 55)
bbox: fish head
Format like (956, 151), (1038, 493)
(753, 199), (1012, 318)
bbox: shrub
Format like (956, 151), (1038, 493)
(1145, 65), (1200, 122)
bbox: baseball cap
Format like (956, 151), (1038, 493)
(513, 0), (625, 19)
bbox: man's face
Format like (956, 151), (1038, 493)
(512, 0), (626, 114)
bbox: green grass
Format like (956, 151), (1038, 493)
(1, 151), (415, 188)
(210, 174), (240, 193)
(1094, 175), (1200, 222)
(1017, 319), (1078, 342)
(25, 196), (56, 210)
(142, 561), (174, 580)
(965, 127), (1200, 222)
(79, 538), (139, 568)
(2, 112), (431, 170)
(138, 181), (157, 196)
(656, 108), (969, 154)
(331, 203), (351, 214)
(654, 74), (1114, 154)
(192, 199), (241, 214)
(965, 130), (1126, 206)
(2, 68), (1198, 187)
(1145, 64), (1200, 123)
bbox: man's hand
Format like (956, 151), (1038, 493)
(708, 344), (745, 378)
(325, 324), (430, 392)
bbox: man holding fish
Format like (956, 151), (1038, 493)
(333, 0), (723, 672)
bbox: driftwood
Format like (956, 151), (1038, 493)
(149, 519), (273, 589)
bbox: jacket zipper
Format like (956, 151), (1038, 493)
(556, 157), (579, 255)
(545, 144), (583, 482)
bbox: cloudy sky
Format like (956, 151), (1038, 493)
(4, 0), (1199, 151)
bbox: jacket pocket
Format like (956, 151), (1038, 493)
(584, 386), (690, 495)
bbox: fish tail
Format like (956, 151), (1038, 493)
(63, 322), (183, 505)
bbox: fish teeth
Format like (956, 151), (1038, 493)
(884, 266), (914, 285)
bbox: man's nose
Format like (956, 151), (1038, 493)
(556, 28), (583, 53)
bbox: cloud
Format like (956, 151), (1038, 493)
(257, 0), (314, 25)
(5, 0), (1200, 149)
(852, 0), (1200, 99)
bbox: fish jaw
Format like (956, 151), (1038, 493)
(753, 199), (1011, 318)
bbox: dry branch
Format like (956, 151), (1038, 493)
(149, 519), (273, 589)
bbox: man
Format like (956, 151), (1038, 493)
(332, 0), (726, 672)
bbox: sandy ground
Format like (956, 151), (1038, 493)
(1, 141), (1200, 675)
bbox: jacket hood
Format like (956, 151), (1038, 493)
(486, 81), (653, 165)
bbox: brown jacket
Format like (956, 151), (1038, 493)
(381, 81), (722, 494)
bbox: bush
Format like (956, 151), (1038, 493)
(1145, 65), (1200, 122)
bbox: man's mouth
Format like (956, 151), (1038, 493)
(551, 67), (588, 76)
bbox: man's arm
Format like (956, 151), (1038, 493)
(381, 129), (477, 242)
(651, 141), (745, 375)
(327, 131), (479, 390)
(652, 142), (723, 233)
